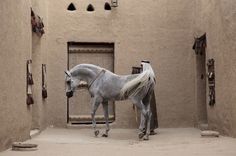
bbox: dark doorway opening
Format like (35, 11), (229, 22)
(193, 34), (208, 127)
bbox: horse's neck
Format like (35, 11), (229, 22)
(71, 66), (98, 83)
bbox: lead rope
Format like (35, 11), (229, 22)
(88, 69), (106, 89)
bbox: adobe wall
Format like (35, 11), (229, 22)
(0, 0), (48, 151)
(31, 0), (48, 131)
(1, 1), (235, 153)
(46, 0), (196, 128)
(194, 0), (236, 137)
(0, 0), (32, 151)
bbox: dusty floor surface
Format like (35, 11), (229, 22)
(1, 127), (236, 156)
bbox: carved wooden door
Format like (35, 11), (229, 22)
(68, 42), (115, 124)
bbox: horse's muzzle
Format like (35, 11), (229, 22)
(66, 91), (73, 98)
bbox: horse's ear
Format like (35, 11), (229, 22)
(65, 70), (71, 77)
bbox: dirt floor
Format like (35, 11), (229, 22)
(1, 127), (236, 156)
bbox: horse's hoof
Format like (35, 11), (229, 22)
(102, 133), (108, 137)
(143, 135), (149, 141)
(94, 130), (100, 137)
(138, 132), (145, 139)
(150, 130), (157, 135)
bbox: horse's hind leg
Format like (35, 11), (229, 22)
(139, 112), (146, 133)
(138, 112), (146, 139)
(143, 110), (152, 140)
(131, 99), (146, 139)
(102, 101), (110, 137)
(141, 88), (154, 141)
(91, 97), (102, 137)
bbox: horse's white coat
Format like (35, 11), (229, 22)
(65, 63), (156, 140)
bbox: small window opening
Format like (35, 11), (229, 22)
(67, 3), (76, 11)
(87, 4), (94, 12)
(104, 2), (111, 10)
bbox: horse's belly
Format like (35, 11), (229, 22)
(101, 89), (121, 101)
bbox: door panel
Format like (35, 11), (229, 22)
(68, 43), (115, 124)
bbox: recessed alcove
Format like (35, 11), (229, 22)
(104, 2), (111, 10)
(87, 4), (95, 12)
(67, 3), (76, 11)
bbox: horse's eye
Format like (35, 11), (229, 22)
(66, 81), (71, 84)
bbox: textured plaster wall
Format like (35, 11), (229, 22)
(47, 0), (196, 128)
(0, 0), (48, 151)
(0, 0), (236, 152)
(1, 0), (236, 152)
(194, 0), (236, 137)
(0, 0), (32, 151)
(31, 0), (48, 131)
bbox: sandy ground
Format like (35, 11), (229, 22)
(1, 127), (236, 156)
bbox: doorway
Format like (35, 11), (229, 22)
(194, 34), (208, 126)
(67, 42), (115, 124)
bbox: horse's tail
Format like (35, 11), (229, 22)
(120, 68), (155, 98)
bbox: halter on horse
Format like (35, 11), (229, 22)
(65, 63), (156, 140)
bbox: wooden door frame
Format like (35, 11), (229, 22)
(66, 42), (115, 124)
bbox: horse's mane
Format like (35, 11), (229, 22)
(70, 64), (103, 75)
(120, 63), (156, 98)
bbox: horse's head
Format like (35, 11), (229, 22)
(65, 70), (77, 98)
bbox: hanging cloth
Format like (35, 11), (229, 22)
(31, 8), (45, 37)
(26, 60), (34, 105)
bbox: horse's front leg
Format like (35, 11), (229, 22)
(102, 101), (110, 137)
(91, 97), (102, 137)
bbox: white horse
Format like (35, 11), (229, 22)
(65, 62), (156, 140)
